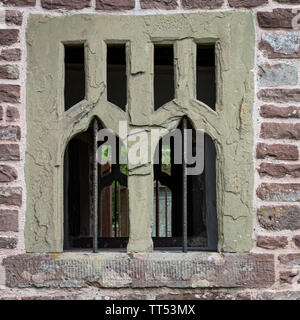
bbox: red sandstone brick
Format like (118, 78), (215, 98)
(96, 0), (135, 10)
(256, 143), (298, 160)
(257, 183), (300, 202)
(0, 85), (20, 103)
(0, 144), (19, 161)
(274, 0), (300, 4)
(6, 106), (20, 122)
(0, 29), (19, 46)
(293, 235), (300, 248)
(0, 236), (17, 249)
(258, 206), (300, 231)
(0, 209), (18, 231)
(0, 187), (22, 206)
(41, 0), (91, 10)
(257, 236), (288, 250)
(0, 49), (21, 62)
(0, 65), (19, 80)
(5, 10), (23, 25)
(258, 163), (300, 178)
(182, 0), (224, 9)
(258, 89), (300, 103)
(229, 0), (268, 7)
(258, 9), (297, 29)
(0, 164), (17, 182)
(260, 123), (300, 140)
(1, 0), (36, 6)
(260, 105), (300, 119)
(140, 0), (178, 9)
(280, 271), (298, 285)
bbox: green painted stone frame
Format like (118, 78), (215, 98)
(25, 12), (255, 253)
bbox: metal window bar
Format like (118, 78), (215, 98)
(182, 117), (188, 253)
(92, 119), (99, 253)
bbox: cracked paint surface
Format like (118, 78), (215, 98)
(25, 12), (255, 253)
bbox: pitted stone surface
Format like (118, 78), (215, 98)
(2, 253), (275, 289)
(258, 64), (298, 87)
(258, 206), (300, 231)
(25, 12), (255, 253)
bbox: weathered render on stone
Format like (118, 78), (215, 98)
(2, 252), (275, 289)
(25, 12), (255, 253)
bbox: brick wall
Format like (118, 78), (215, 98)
(0, 0), (299, 300)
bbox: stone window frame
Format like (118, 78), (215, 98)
(25, 12), (255, 253)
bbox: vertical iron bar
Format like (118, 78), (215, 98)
(182, 117), (188, 253)
(118, 182), (121, 237)
(125, 166), (129, 237)
(93, 119), (98, 253)
(114, 181), (117, 238)
(156, 180), (160, 237)
(165, 186), (168, 237)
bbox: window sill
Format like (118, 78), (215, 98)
(3, 252), (275, 289)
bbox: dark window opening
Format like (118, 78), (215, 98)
(64, 44), (86, 111)
(154, 44), (175, 110)
(153, 118), (218, 251)
(64, 119), (129, 250)
(196, 44), (216, 110)
(107, 44), (127, 110)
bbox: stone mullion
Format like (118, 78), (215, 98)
(127, 131), (154, 253)
(175, 39), (196, 108)
(127, 39), (153, 126)
(124, 38), (155, 252)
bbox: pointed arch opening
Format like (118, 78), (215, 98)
(153, 117), (218, 251)
(63, 118), (129, 251)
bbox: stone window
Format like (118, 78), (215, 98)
(25, 12), (255, 253)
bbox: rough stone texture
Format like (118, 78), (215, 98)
(41, 0), (91, 10)
(294, 235), (300, 248)
(258, 163), (300, 178)
(258, 206), (300, 231)
(258, 89), (300, 103)
(0, 29), (19, 46)
(182, 0), (224, 9)
(0, 84), (20, 103)
(2, 253), (275, 289)
(274, 0), (300, 4)
(257, 236), (288, 250)
(0, 187), (22, 206)
(257, 9), (297, 29)
(256, 143), (298, 160)
(0, 144), (19, 161)
(0, 65), (19, 80)
(6, 106), (20, 122)
(257, 183), (300, 202)
(0, 126), (20, 141)
(0, 49), (21, 62)
(140, 0), (178, 9)
(25, 13), (255, 253)
(260, 105), (300, 119)
(96, 0), (135, 10)
(0, 209), (18, 231)
(258, 291), (300, 300)
(0, 106), (3, 120)
(1, 0), (36, 6)
(258, 64), (298, 87)
(0, 236), (17, 249)
(5, 10), (23, 26)
(279, 254), (300, 268)
(156, 291), (251, 300)
(280, 271), (298, 284)
(0, 164), (18, 182)
(260, 123), (300, 140)
(259, 33), (300, 59)
(228, 0), (268, 7)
